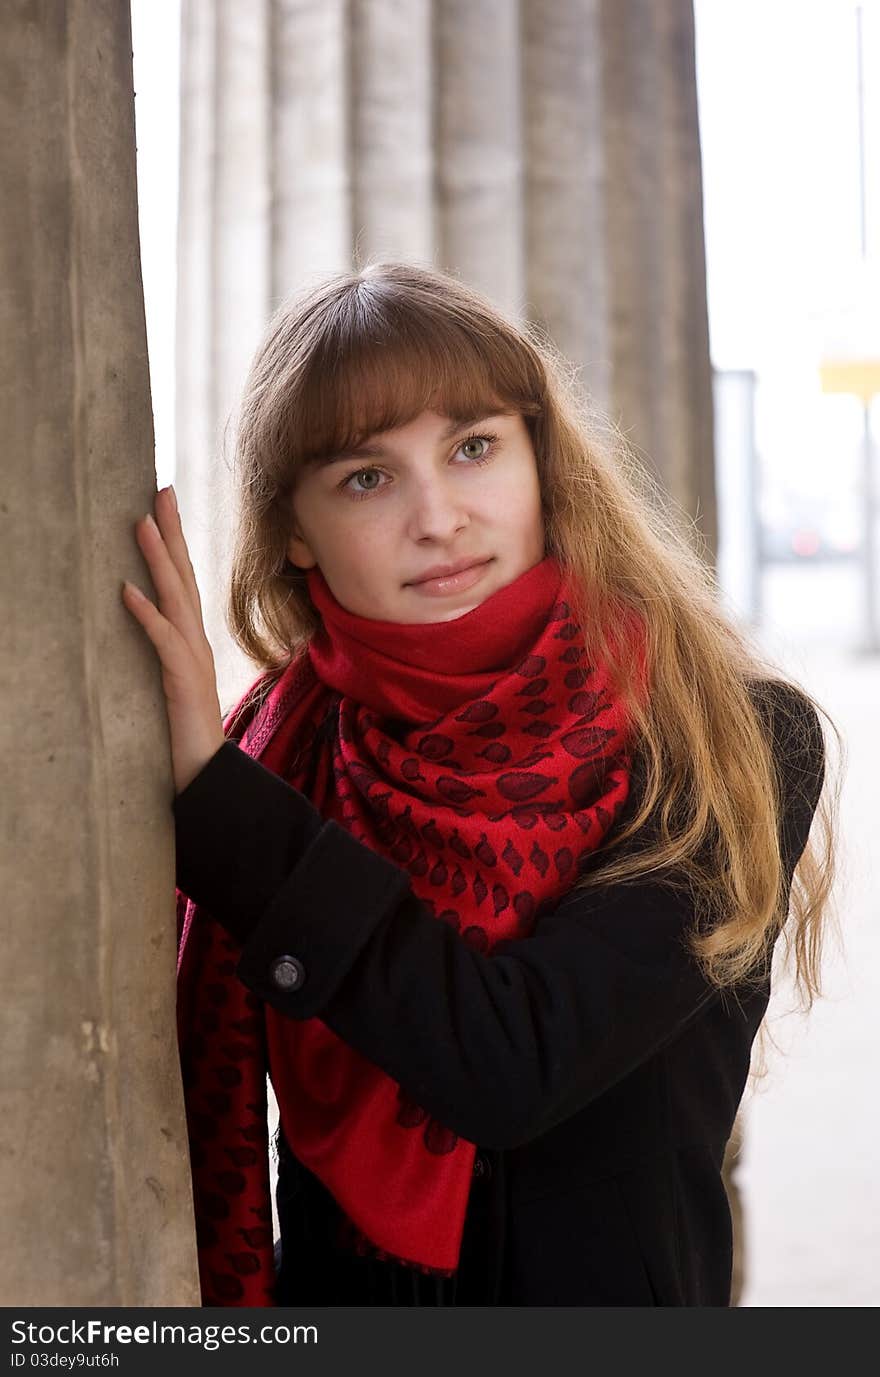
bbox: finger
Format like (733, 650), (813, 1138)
(136, 510), (206, 651)
(121, 580), (172, 648)
(122, 575), (200, 685)
(153, 486), (206, 620)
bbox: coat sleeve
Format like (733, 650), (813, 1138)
(173, 682), (825, 1151)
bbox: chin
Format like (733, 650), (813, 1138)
(430, 598), (486, 623)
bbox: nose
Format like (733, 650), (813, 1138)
(406, 475), (470, 543)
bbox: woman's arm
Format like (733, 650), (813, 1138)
(173, 685), (824, 1150)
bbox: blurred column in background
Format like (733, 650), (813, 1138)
(524, 0), (717, 565)
(714, 369), (762, 629)
(0, 0), (200, 1304)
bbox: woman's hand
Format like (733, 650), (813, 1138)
(121, 484), (226, 796)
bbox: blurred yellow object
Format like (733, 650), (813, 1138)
(819, 359), (880, 402)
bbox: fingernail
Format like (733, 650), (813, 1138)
(167, 485), (177, 512)
(145, 513), (158, 532)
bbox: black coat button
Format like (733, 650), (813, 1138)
(472, 1153), (492, 1180)
(269, 955), (306, 992)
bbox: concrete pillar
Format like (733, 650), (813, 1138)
(522, 0), (612, 405)
(524, 0), (717, 564)
(435, 0), (525, 313)
(271, 0), (351, 297)
(351, 0), (434, 265)
(176, 0), (273, 712)
(0, 0), (200, 1305)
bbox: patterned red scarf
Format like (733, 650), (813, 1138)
(176, 554), (644, 1305)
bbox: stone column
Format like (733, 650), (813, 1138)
(524, 0), (717, 564)
(435, 0), (525, 313)
(176, 0), (273, 716)
(0, 0), (200, 1305)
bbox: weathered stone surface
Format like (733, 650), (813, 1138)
(0, 0), (200, 1305)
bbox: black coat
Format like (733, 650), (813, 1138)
(173, 679), (825, 1306)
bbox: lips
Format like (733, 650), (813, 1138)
(407, 558), (490, 586)
(405, 559), (494, 598)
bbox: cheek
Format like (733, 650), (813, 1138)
(486, 468), (541, 525)
(308, 495), (379, 549)
(337, 524), (393, 577)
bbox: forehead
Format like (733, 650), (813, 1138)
(284, 301), (541, 477)
(309, 410), (516, 469)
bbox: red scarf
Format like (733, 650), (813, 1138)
(176, 555), (644, 1305)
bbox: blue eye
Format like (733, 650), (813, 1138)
(340, 431), (500, 500)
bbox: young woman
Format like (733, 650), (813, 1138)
(123, 260), (839, 1307)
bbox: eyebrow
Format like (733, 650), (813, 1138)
(311, 414), (504, 468)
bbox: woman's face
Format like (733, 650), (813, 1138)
(286, 408), (546, 623)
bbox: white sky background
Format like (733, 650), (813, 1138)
(696, 0), (878, 366)
(695, 0), (880, 519)
(131, 0), (880, 505)
(131, 0), (180, 490)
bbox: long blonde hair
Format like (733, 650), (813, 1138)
(225, 258), (843, 1046)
